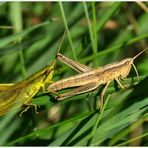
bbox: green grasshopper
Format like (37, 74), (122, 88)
(0, 61), (55, 116)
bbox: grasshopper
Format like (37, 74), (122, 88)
(0, 32), (66, 116)
(47, 47), (148, 107)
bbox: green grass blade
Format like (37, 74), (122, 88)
(87, 95), (111, 145)
(59, 2), (77, 60)
(9, 2), (26, 78)
(83, 2), (97, 66)
(82, 32), (148, 63)
(0, 21), (50, 48)
(117, 133), (148, 146)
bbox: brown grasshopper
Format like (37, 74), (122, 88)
(47, 47), (147, 107)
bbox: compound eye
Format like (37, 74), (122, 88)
(45, 69), (50, 75)
(125, 61), (130, 64)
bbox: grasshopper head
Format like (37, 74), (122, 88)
(118, 58), (133, 66)
(118, 58), (133, 78)
(123, 47), (148, 78)
(43, 60), (56, 83)
(121, 58), (137, 78)
(123, 58), (133, 64)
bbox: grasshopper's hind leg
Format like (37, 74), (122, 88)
(56, 82), (99, 101)
(56, 53), (92, 73)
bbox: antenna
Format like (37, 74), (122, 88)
(133, 47), (148, 60)
(57, 30), (66, 53)
(50, 30), (66, 67)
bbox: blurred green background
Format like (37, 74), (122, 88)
(0, 2), (148, 146)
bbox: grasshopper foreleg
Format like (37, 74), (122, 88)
(115, 78), (125, 89)
(20, 106), (31, 117)
(20, 103), (38, 117)
(49, 90), (62, 98)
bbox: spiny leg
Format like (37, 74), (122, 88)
(100, 82), (110, 110)
(56, 82), (99, 101)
